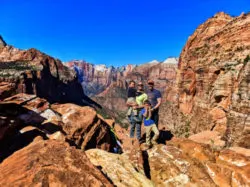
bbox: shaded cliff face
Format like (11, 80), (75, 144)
(175, 12), (250, 147)
(0, 43), (99, 107)
(0, 35), (6, 47)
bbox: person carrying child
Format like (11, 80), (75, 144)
(126, 81), (147, 141)
(140, 100), (159, 148)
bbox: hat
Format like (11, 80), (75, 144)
(147, 80), (154, 85)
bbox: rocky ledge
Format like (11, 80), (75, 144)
(1, 93), (249, 186)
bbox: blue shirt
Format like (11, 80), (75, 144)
(147, 89), (162, 108)
(140, 108), (155, 126)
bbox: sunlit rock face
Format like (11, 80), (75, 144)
(86, 136), (250, 187)
(0, 93), (117, 156)
(172, 12), (250, 147)
(0, 140), (113, 187)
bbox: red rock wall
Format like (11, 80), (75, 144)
(176, 12), (250, 147)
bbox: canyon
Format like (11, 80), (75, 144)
(65, 58), (178, 125)
(0, 11), (249, 187)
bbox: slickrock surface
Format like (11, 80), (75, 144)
(86, 137), (250, 187)
(0, 140), (113, 187)
(86, 149), (154, 187)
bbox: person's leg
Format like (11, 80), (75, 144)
(151, 124), (159, 144)
(130, 122), (136, 138)
(129, 114), (136, 138)
(135, 122), (141, 140)
(145, 126), (152, 145)
(152, 109), (159, 127)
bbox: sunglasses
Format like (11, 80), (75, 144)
(148, 83), (154, 86)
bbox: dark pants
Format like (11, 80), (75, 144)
(129, 112), (141, 140)
(151, 109), (159, 127)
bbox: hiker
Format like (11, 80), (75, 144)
(146, 80), (162, 126)
(126, 80), (137, 117)
(126, 80), (141, 140)
(135, 82), (148, 122)
(140, 100), (159, 147)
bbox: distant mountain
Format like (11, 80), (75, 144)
(65, 57), (178, 96)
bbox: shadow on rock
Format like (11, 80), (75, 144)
(158, 128), (174, 144)
(34, 59), (102, 108)
(142, 150), (151, 179)
(0, 103), (52, 163)
(0, 129), (48, 162)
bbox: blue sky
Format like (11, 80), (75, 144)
(1, 0), (249, 66)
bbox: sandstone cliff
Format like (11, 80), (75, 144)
(164, 12), (250, 148)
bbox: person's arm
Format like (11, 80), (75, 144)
(143, 108), (148, 117)
(148, 106), (152, 118)
(152, 91), (162, 110)
(152, 98), (162, 110)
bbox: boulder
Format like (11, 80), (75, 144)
(0, 94), (118, 162)
(0, 140), (113, 187)
(51, 103), (116, 151)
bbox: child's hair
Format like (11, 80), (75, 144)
(143, 100), (151, 105)
(129, 80), (135, 85)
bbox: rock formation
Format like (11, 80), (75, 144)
(0, 140), (113, 187)
(160, 12), (250, 148)
(0, 43), (99, 107)
(86, 135), (250, 187)
(0, 93), (117, 162)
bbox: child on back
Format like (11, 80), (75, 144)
(126, 81), (138, 117)
(127, 82), (148, 121)
(140, 100), (159, 147)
